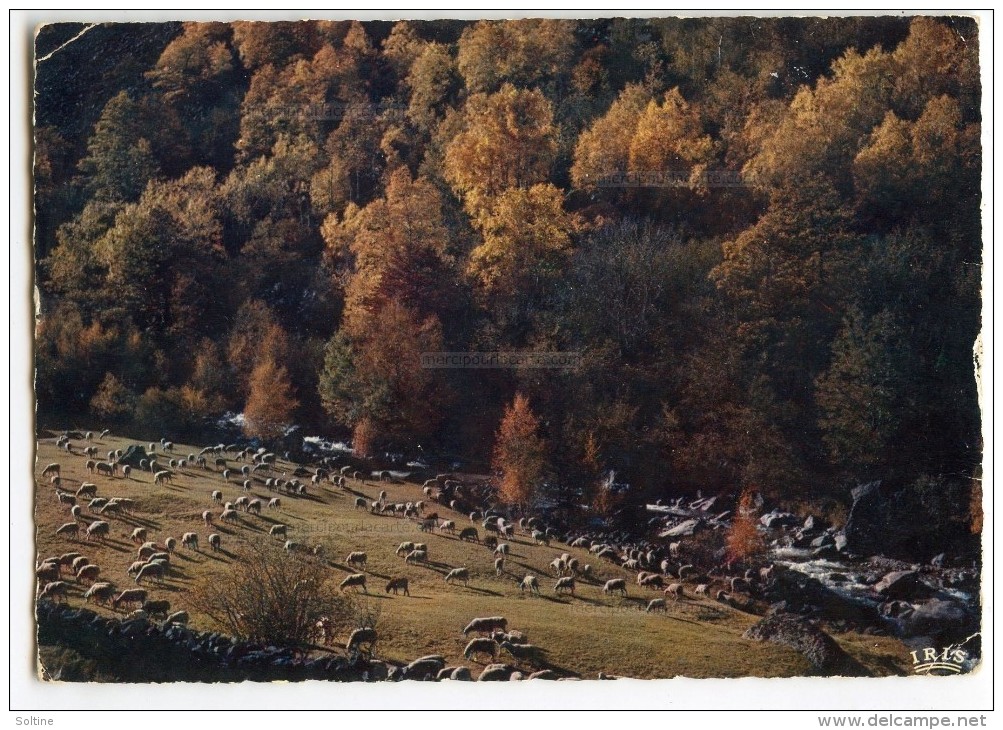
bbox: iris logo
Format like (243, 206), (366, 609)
(909, 647), (968, 675)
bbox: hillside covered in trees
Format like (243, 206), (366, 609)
(34, 17), (982, 551)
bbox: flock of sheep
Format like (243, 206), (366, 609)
(37, 428), (775, 678)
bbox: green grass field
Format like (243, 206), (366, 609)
(33, 431), (912, 679)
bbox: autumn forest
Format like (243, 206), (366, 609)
(34, 17), (982, 549)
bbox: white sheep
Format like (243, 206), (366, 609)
(462, 617), (507, 636)
(646, 598), (667, 613)
(208, 533), (221, 552)
(664, 583), (684, 601)
(346, 551), (367, 569)
(211, 490), (223, 504)
(405, 549), (428, 565)
(495, 556), (505, 575)
(554, 576), (575, 595)
(202, 510), (214, 526)
(86, 521), (110, 542)
(520, 575), (539, 594)
(39, 581), (69, 602)
(269, 524), (288, 539)
(340, 573), (367, 593)
(445, 567), (470, 585)
(464, 637), (497, 662)
(346, 627), (376, 653)
(603, 578), (627, 596)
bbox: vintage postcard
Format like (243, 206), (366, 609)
(26, 12), (988, 703)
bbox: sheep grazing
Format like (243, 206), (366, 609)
(395, 541), (415, 557)
(494, 543), (510, 556)
(142, 599), (171, 618)
(445, 567), (470, 586)
(202, 510), (214, 527)
(345, 625), (377, 657)
(483, 535), (498, 550)
(135, 563), (165, 584)
(492, 630), (529, 645)
(71, 556), (90, 573)
(86, 521), (110, 542)
(39, 581), (69, 603)
(164, 537), (177, 553)
(75, 564), (101, 583)
(640, 574), (665, 590)
(439, 519), (456, 534)
(340, 573), (367, 593)
(385, 577), (410, 596)
(87, 497), (107, 512)
(346, 551), (367, 570)
(153, 470), (172, 485)
(554, 576), (575, 595)
(520, 575), (540, 595)
(96, 462), (115, 477)
(75, 483), (97, 498)
(130, 528), (148, 544)
(165, 611), (189, 626)
(464, 637), (498, 662)
(354, 497), (368, 511)
(70, 505), (83, 520)
(284, 540), (307, 553)
(137, 545), (156, 560)
(405, 549), (427, 565)
(36, 562), (60, 583)
(268, 498), (281, 510)
(402, 656), (446, 681)
(500, 641), (541, 666)
(112, 588), (148, 610)
(85, 460), (96, 474)
(603, 578), (628, 596)
(208, 533), (221, 552)
(122, 465), (132, 479)
(462, 616), (507, 636)
(55, 491), (74, 507)
(211, 490), (223, 504)
(220, 508), (239, 523)
(664, 583), (684, 601)
(247, 499), (262, 515)
(41, 463), (61, 478)
(494, 557), (505, 576)
(458, 527), (479, 543)
(694, 583), (710, 597)
(646, 598), (667, 613)
(83, 582), (115, 605)
(477, 664), (517, 682)
(55, 522), (79, 540)
(127, 561), (147, 577)
(242, 480), (253, 492)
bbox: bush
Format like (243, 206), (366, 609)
(188, 541), (355, 648)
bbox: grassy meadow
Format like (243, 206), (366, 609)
(34, 430), (912, 680)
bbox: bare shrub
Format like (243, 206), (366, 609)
(189, 541), (354, 648)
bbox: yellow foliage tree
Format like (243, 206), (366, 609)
(443, 84), (557, 215)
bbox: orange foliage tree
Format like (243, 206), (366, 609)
(727, 486), (766, 564)
(243, 357), (299, 439)
(492, 394), (547, 506)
